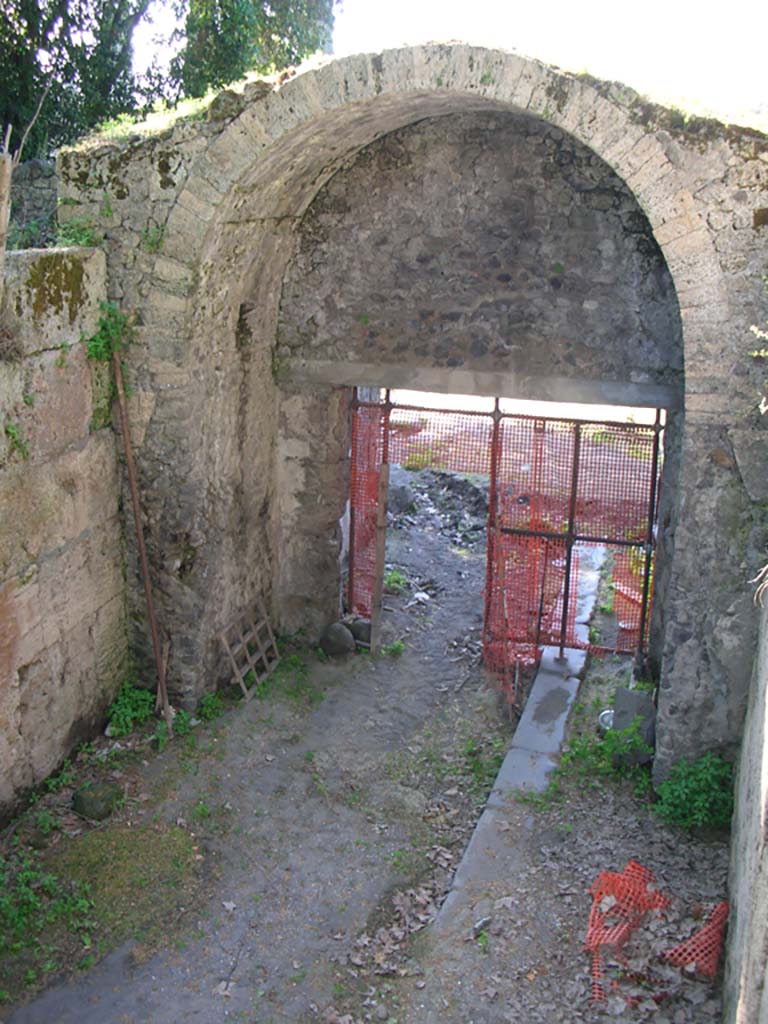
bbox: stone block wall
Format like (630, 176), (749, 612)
(724, 595), (768, 1023)
(278, 111), (684, 406)
(0, 248), (128, 816)
(8, 159), (58, 248)
(51, 47), (768, 772)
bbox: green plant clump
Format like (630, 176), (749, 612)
(381, 639), (406, 657)
(198, 693), (225, 721)
(140, 224), (165, 253)
(0, 852), (93, 957)
(107, 682), (155, 737)
(84, 302), (135, 363)
(558, 717), (653, 788)
(4, 422), (29, 460)
(654, 753), (733, 831)
(383, 567), (407, 593)
(56, 218), (100, 247)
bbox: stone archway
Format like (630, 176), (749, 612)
(57, 44), (762, 778)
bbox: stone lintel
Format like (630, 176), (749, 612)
(282, 360), (682, 411)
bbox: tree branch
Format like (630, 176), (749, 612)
(13, 78), (52, 166)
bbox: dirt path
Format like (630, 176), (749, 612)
(2, 473), (729, 1024)
(5, 503), (516, 1024)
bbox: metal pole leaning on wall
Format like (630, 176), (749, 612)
(637, 409), (662, 660)
(112, 353), (174, 736)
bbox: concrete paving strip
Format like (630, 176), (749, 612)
(434, 545), (601, 930)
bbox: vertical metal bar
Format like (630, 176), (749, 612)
(347, 386), (359, 613)
(483, 400), (502, 654)
(534, 538), (549, 651)
(382, 388), (391, 464)
(369, 465), (390, 652)
(370, 395), (390, 653)
(637, 409), (662, 656)
(559, 423), (581, 658)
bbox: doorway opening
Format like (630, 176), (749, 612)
(347, 388), (664, 708)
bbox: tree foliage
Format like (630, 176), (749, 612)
(175, 0), (334, 99)
(1, 1), (154, 155)
(0, 0), (336, 156)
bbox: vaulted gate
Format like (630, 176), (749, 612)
(348, 390), (662, 701)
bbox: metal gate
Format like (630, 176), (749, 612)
(348, 390), (662, 695)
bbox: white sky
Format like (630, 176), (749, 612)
(132, 1), (763, 418)
(134, 0), (765, 126)
(333, 0), (764, 124)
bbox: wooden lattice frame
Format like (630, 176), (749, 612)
(219, 599), (280, 701)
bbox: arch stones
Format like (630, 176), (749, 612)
(56, 44), (768, 780)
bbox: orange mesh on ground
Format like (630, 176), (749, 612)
(585, 863), (729, 1005)
(585, 860), (670, 1003)
(663, 901), (729, 980)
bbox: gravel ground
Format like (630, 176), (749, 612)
(2, 470), (730, 1024)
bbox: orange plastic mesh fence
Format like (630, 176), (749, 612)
(388, 405), (493, 475)
(348, 403), (386, 617)
(585, 861), (729, 1004)
(663, 901), (730, 980)
(349, 399), (660, 677)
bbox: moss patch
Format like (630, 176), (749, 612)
(0, 821), (207, 1005)
(47, 824), (203, 947)
(25, 254), (86, 326)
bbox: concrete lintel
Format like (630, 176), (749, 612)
(282, 360), (682, 410)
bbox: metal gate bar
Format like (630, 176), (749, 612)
(348, 394), (662, 682)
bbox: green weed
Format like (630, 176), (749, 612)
(4, 422), (29, 460)
(0, 852), (94, 957)
(198, 692), (225, 721)
(381, 639), (405, 657)
(84, 302), (135, 364)
(560, 717), (652, 782)
(383, 568), (408, 593)
(107, 682), (155, 737)
(140, 224), (165, 253)
(32, 809), (59, 836)
(463, 737), (505, 791)
(56, 218), (100, 247)
(654, 753), (733, 831)
(44, 759), (74, 793)
(191, 800), (211, 822)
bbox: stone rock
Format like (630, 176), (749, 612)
(319, 621), (356, 656)
(72, 780), (123, 820)
(612, 686), (655, 765)
(349, 618), (371, 645)
(388, 465), (415, 515)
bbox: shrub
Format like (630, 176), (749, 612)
(107, 682), (155, 737)
(654, 753), (733, 831)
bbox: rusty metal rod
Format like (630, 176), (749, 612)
(637, 408), (662, 657)
(501, 526), (647, 549)
(347, 387), (359, 613)
(354, 398), (660, 434)
(482, 399), (503, 654)
(112, 352), (173, 736)
(559, 423), (581, 657)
